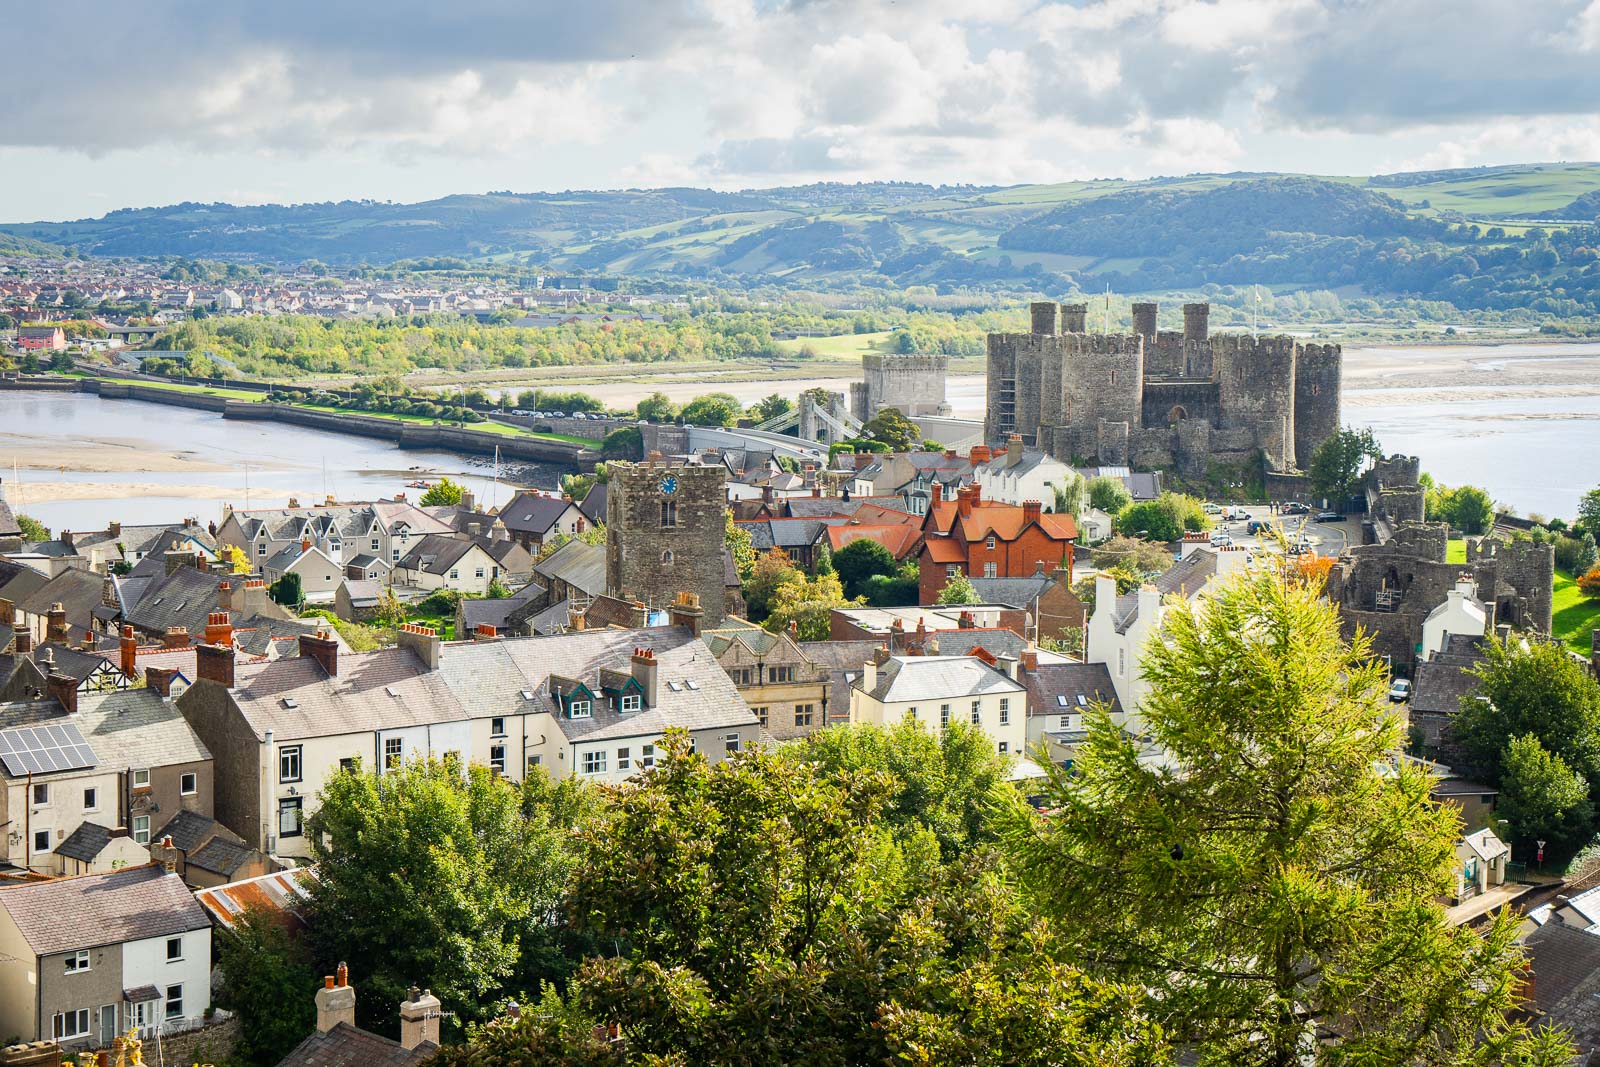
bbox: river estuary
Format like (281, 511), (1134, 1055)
(3, 339), (1597, 531)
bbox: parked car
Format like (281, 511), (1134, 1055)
(1281, 501), (1310, 515)
(1315, 511), (1343, 523)
(1209, 531), (1235, 547)
(1246, 519), (1271, 535)
(1202, 502), (1223, 515)
(1388, 678), (1413, 703)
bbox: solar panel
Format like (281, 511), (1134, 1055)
(0, 722), (98, 777)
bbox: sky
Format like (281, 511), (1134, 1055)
(7, 0), (1600, 221)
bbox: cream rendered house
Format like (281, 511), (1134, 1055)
(848, 650), (1029, 775)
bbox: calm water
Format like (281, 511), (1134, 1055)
(0, 392), (563, 531)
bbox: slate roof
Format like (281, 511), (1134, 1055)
(498, 491), (576, 536)
(1110, 550), (1221, 634)
(396, 534), (476, 575)
(524, 597), (573, 636)
(0, 864), (209, 956)
(577, 481), (608, 524)
(16, 568), (105, 635)
(1023, 662), (1123, 718)
(75, 688), (212, 770)
(0, 488), (20, 539)
(433, 627), (756, 743)
(861, 655), (1026, 703)
(0, 566), (49, 606)
(967, 575), (1055, 608)
(1410, 635), (1486, 717)
(1521, 922), (1600, 1055)
(189, 837), (257, 877)
(234, 615), (314, 658)
(533, 539), (606, 597)
(123, 564), (227, 638)
(154, 809), (237, 853)
(33, 642), (116, 684)
(460, 581), (546, 632)
(229, 646), (470, 741)
(799, 639), (885, 721)
(340, 579), (384, 608)
(275, 1021), (435, 1067)
(56, 821), (115, 863)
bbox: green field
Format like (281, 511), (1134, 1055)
(1553, 569), (1600, 655)
(1447, 539), (1467, 564)
(772, 330), (896, 361)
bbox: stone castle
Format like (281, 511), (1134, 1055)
(850, 352), (950, 420)
(983, 301), (1341, 477)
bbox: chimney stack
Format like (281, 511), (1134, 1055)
(120, 625), (137, 678)
(314, 964), (357, 1033)
(150, 834), (184, 877)
(630, 647), (659, 707)
(1023, 500), (1042, 525)
(45, 669), (77, 716)
(400, 987), (443, 1051)
(204, 612), (233, 648)
(669, 591), (704, 637)
(1007, 433), (1024, 467)
(473, 624), (498, 642)
(45, 603), (67, 642)
(460, 489), (475, 512)
(163, 626), (189, 650)
(145, 665), (179, 698)
(195, 642), (235, 688)
(397, 623), (440, 671)
(300, 630), (339, 677)
(12, 622), (30, 657)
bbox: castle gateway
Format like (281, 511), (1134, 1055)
(984, 301), (1341, 478)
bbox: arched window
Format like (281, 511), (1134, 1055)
(1168, 405), (1187, 425)
(661, 549), (675, 564)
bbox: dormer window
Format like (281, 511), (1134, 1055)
(569, 699), (592, 718)
(620, 694), (641, 713)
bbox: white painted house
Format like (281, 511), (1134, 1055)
(1422, 578), (1488, 662)
(848, 651), (1030, 776)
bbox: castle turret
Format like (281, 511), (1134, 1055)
(1132, 302), (1158, 341)
(1182, 302), (1210, 343)
(1059, 303), (1087, 333)
(1029, 302), (1058, 336)
(1293, 342), (1342, 471)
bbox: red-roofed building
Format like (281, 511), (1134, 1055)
(16, 324), (65, 351)
(917, 483), (1076, 603)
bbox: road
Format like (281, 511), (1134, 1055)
(1207, 506), (1353, 558)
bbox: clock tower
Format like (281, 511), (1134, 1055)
(605, 456), (729, 627)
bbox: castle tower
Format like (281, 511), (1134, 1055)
(1029, 302), (1058, 336)
(1293, 342), (1342, 471)
(606, 458), (727, 626)
(1182, 303), (1210, 342)
(1061, 334), (1144, 464)
(1131, 302), (1158, 341)
(1059, 303), (1088, 333)
(1214, 335), (1297, 473)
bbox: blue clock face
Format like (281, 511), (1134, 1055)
(660, 475), (678, 494)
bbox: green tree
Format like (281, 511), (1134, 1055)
(1086, 475), (1132, 515)
(1091, 535), (1174, 576)
(1577, 487), (1600, 540)
(1429, 484), (1496, 534)
(216, 904), (319, 1065)
(935, 571), (982, 605)
(1014, 568), (1572, 1065)
(599, 426), (643, 460)
(725, 509), (755, 580)
(533, 389), (604, 414)
(863, 559), (921, 606)
(1498, 734), (1594, 858)
(680, 392), (743, 427)
(833, 538), (897, 599)
(20, 351), (38, 374)
(305, 758), (575, 1036)
(1309, 425), (1381, 502)
(750, 393), (792, 422)
(270, 571), (302, 608)
(765, 570), (856, 639)
(742, 548), (802, 622)
(1576, 532), (1600, 575)
(796, 719), (1021, 857)
(1454, 636), (1600, 790)
(374, 587), (409, 628)
(420, 476), (466, 508)
(635, 391), (678, 422)
(1115, 492), (1209, 541)
(893, 328), (918, 353)
(15, 514), (48, 542)
(1050, 472), (1086, 519)
(861, 408), (922, 451)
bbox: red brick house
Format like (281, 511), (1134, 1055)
(17, 324), (65, 351)
(917, 484), (1076, 604)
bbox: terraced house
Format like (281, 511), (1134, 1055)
(217, 498), (451, 571)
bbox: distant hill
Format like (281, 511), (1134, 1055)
(8, 163), (1600, 311)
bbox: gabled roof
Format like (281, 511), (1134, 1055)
(276, 1021), (435, 1067)
(966, 575), (1056, 608)
(532, 539), (606, 597)
(123, 564), (227, 637)
(825, 523), (921, 558)
(396, 534), (478, 575)
(226, 646), (470, 741)
(1023, 662), (1123, 719)
(0, 864), (209, 956)
(74, 688), (212, 770)
(861, 655), (1025, 703)
(498, 491), (578, 535)
(1110, 550), (1222, 634)
(56, 821), (116, 863)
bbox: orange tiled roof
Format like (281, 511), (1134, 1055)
(826, 523), (921, 559)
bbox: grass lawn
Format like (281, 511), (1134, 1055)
(772, 330), (895, 360)
(1446, 539), (1467, 564)
(1553, 568), (1600, 655)
(123, 378), (266, 401)
(404, 609), (457, 642)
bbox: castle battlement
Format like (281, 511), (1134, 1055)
(986, 300), (1341, 477)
